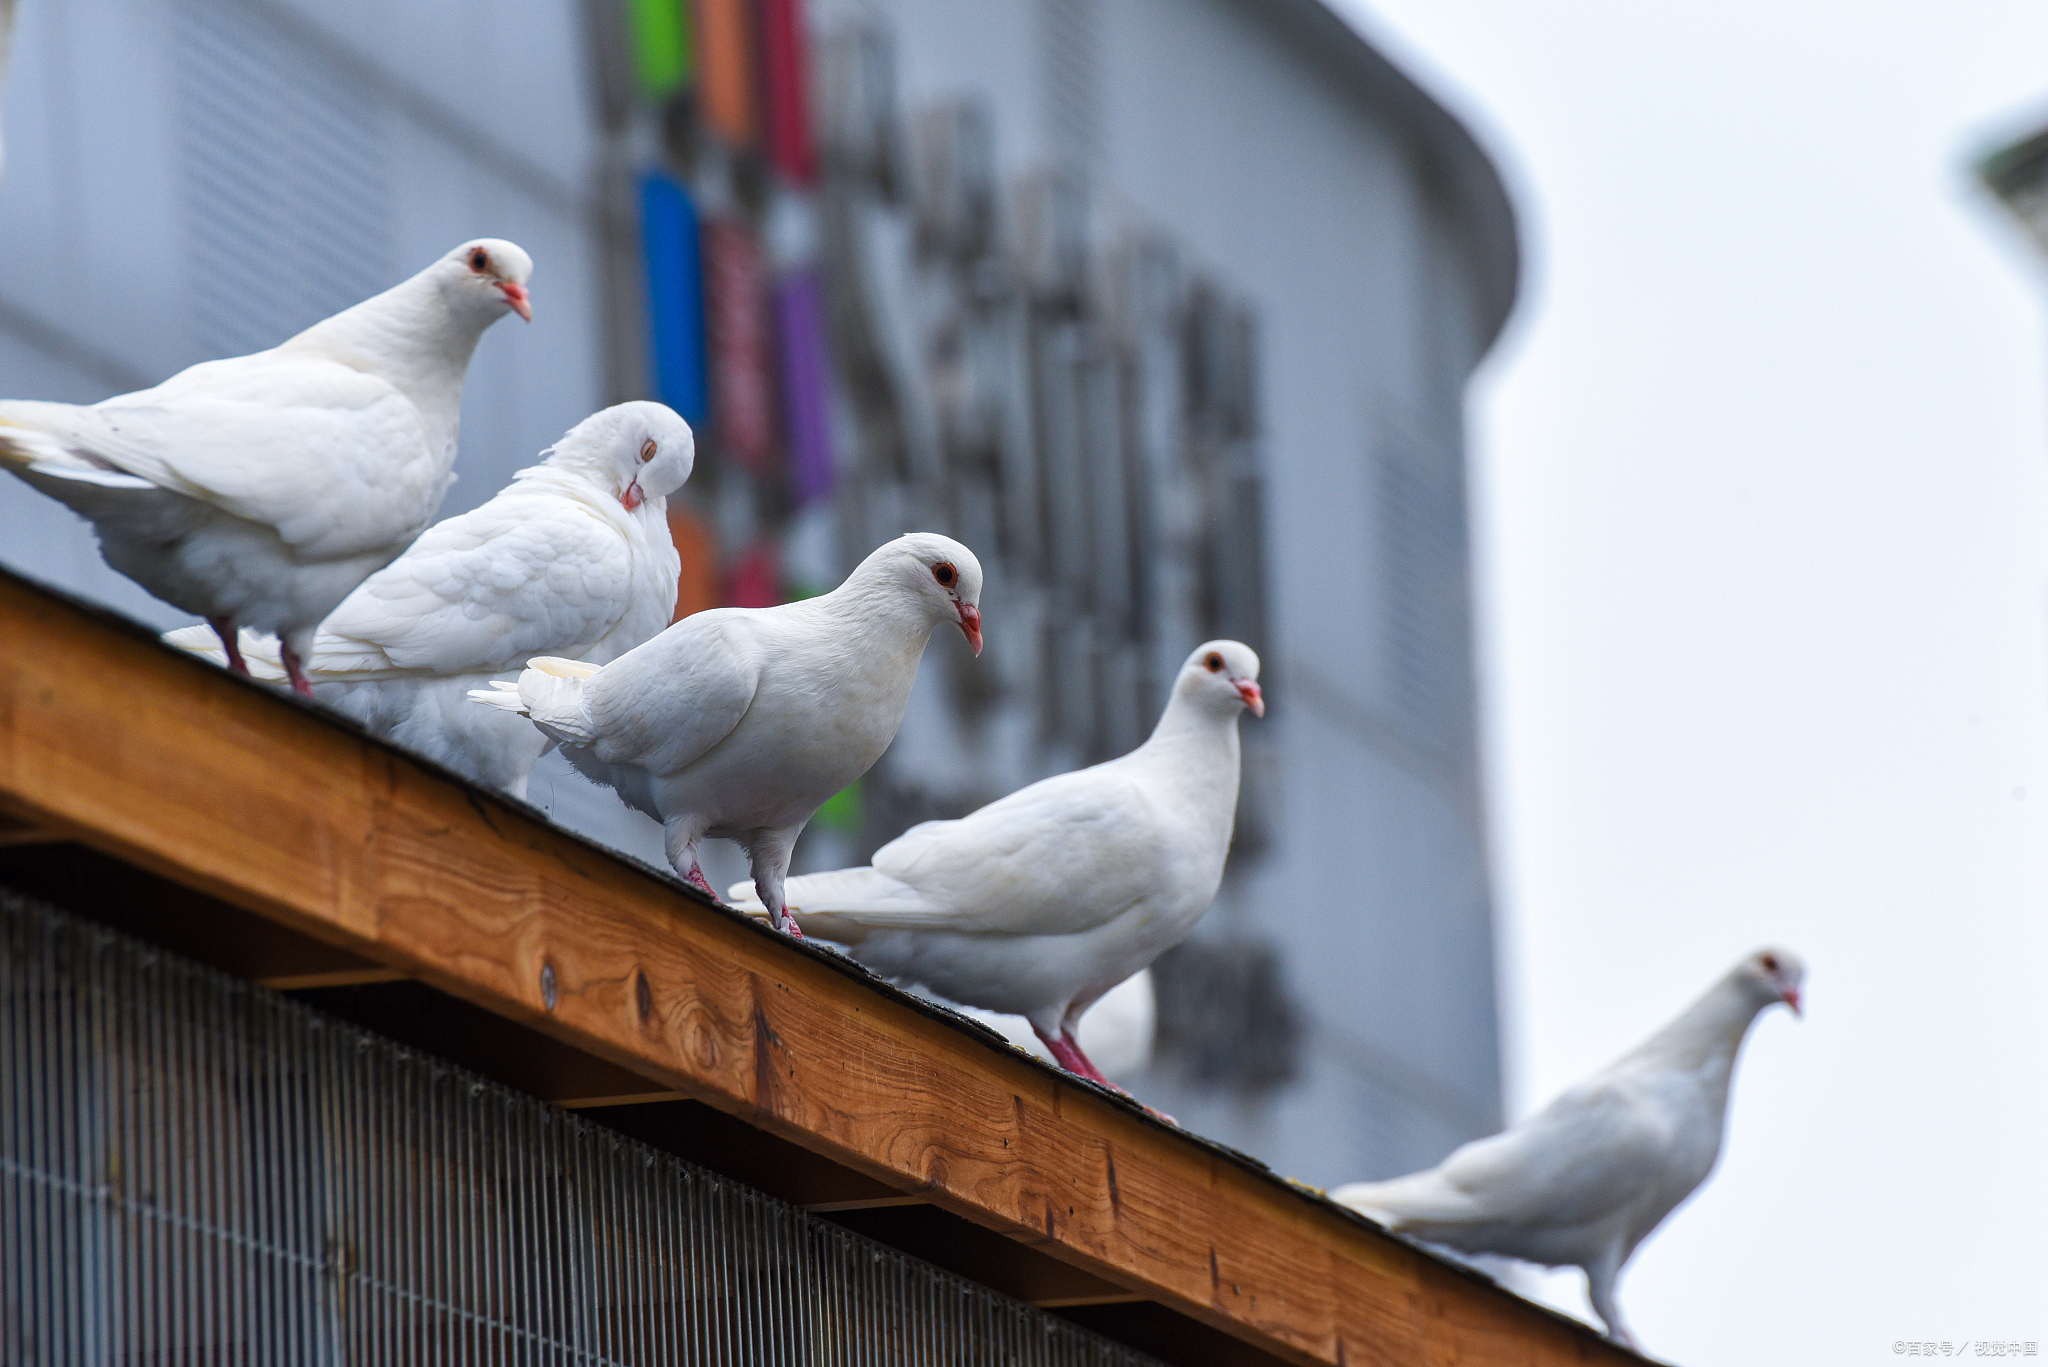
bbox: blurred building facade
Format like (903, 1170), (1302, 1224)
(0, 0), (1517, 1184)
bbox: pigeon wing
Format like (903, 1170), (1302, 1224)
(849, 767), (1165, 936)
(309, 496), (633, 679)
(1418, 1082), (1674, 1230)
(0, 355), (437, 560)
(579, 610), (763, 774)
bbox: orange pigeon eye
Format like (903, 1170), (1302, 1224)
(468, 248), (490, 273)
(1205, 652), (1224, 672)
(640, 439), (657, 463)
(932, 562), (957, 588)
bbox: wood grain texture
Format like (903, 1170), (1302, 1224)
(0, 573), (1637, 1367)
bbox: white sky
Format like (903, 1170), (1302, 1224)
(1326, 0), (2048, 1360)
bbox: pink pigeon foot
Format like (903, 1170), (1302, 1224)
(768, 905), (805, 939)
(682, 864), (720, 900)
(279, 641), (315, 699)
(207, 617), (249, 675)
(1033, 1025), (1116, 1087)
(1060, 1029), (1118, 1087)
(1032, 1025), (1176, 1123)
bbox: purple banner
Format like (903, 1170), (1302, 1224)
(775, 266), (836, 505)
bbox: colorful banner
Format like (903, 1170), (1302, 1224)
(759, 0), (817, 184)
(695, 0), (757, 146)
(639, 174), (708, 428)
(775, 266), (834, 503)
(626, 0), (693, 102)
(703, 217), (777, 473)
(725, 539), (783, 608)
(667, 505), (722, 622)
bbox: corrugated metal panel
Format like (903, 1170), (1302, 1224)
(1374, 414), (1475, 757)
(173, 0), (392, 360)
(0, 889), (1165, 1366)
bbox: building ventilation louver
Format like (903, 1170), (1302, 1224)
(174, 0), (393, 360)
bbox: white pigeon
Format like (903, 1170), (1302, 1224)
(726, 640), (1264, 1085)
(163, 402), (694, 797)
(471, 533), (985, 933)
(1330, 948), (1806, 1351)
(0, 238), (535, 695)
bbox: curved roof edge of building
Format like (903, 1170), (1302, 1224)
(1252, 0), (1523, 356)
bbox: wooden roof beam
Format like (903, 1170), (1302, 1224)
(0, 570), (1636, 1367)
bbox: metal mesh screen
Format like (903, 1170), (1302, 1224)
(0, 890), (1164, 1366)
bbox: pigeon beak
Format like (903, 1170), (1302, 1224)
(956, 601), (983, 656)
(621, 478), (644, 512)
(498, 281), (533, 321)
(1234, 679), (1264, 717)
(1782, 987), (1803, 1017)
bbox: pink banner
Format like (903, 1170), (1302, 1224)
(703, 217), (776, 473)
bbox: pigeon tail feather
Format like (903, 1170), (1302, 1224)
(163, 623), (290, 683)
(26, 462), (156, 490)
(464, 680), (527, 711)
(726, 866), (942, 936)
(475, 658), (598, 745)
(0, 422), (156, 489)
(1328, 1172), (1479, 1229)
(526, 656), (602, 680)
